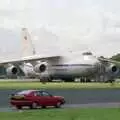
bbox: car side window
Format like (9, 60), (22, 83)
(34, 91), (42, 96)
(41, 91), (50, 96)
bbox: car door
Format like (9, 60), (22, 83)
(41, 91), (56, 106)
(32, 91), (45, 106)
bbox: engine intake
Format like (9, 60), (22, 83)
(106, 64), (119, 74)
(11, 67), (18, 74)
(111, 66), (117, 72)
(6, 65), (18, 75)
(34, 62), (47, 73)
(39, 64), (46, 72)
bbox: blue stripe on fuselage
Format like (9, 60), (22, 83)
(52, 64), (93, 67)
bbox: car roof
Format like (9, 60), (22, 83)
(16, 90), (47, 95)
(16, 90), (36, 95)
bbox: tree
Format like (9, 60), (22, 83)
(111, 53), (120, 61)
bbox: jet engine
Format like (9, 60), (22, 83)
(34, 62), (48, 73)
(6, 65), (18, 75)
(106, 64), (119, 74)
(22, 63), (36, 77)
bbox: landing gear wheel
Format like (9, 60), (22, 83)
(40, 77), (51, 83)
(81, 78), (85, 82)
(62, 78), (74, 82)
(109, 79), (115, 83)
(30, 102), (38, 109)
(55, 102), (61, 108)
(86, 79), (91, 82)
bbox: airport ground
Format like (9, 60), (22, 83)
(1, 108), (120, 120)
(1, 79), (120, 120)
(0, 79), (120, 89)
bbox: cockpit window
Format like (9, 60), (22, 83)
(82, 52), (93, 55)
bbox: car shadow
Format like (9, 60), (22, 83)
(12, 106), (64, 111)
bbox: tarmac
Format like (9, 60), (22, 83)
(0, 88), (120, 112)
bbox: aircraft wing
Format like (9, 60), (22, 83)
(0, 55), (61, 66)
(98, 57), (120, 66)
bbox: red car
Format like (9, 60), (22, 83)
(10, 90), (65, 109)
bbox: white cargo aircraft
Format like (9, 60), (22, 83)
(0, 28), (120, 82)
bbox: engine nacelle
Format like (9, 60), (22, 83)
(106, 64), (119, 74)
(34, 62), (48, 73)
(23, 63), (36, 77)
(6, 65), (18, 75)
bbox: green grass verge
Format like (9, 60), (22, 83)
(0, 80), (120, 89)
(1, 108), (120, 120)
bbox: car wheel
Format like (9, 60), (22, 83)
(55, 102), (61, 108)
(30, 102), (38, 109)
(16, 105), (22, 109)
(41, 106), (46, 109)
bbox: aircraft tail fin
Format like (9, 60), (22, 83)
(21, 28), (36, 57)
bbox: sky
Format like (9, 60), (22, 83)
(0, 0), (120, 58)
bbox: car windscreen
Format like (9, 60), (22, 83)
(16, 90), (32, 95)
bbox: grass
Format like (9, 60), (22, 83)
(0, 80), (120, 89)
(0, 108), (120, 120)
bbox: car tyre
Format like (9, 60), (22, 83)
(16, 105), (22, 109)
(55, 102), (61, 108)
(30, 102), (38, 109)
(41, 106), (46, 109)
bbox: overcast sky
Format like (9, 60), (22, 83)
(0, 0), (120, 59)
